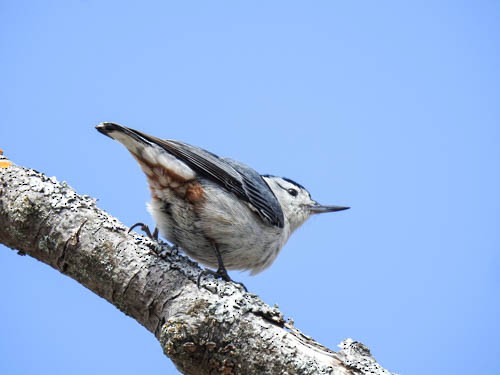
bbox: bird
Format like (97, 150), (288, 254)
(96, 122), (349, 285)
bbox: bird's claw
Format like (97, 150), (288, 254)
(197, 268), (247, 292)
(128, 222), (159, 240)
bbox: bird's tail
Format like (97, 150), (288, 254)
(95, 122), (196, 181)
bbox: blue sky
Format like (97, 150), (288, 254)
(1, 1), (499, 374)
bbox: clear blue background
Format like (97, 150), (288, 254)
(1, 1), (498, 374)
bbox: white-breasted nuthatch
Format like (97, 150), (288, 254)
(96, 123), (349, 283)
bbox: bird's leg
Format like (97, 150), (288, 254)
(128, 223), (181, 259)
(212, 242), (231, 281)
(197, 241), (247, 292)
(128, 222), (159, 240)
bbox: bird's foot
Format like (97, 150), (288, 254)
(197, 267), (247, 292)
(128, 222), (159, 240)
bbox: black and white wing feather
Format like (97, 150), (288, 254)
(105, 124), (285, 228)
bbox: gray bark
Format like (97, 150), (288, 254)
(0, 162), (394, 375)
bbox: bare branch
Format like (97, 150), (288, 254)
(0, 164), (394, 375)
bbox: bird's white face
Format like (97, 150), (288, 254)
(263, 176), (317, 233)
(263, 176), (349, 236)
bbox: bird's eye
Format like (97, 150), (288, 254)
(287, 188), (298, 197)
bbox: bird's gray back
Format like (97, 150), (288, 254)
(222, 157), (284, 227)
(124, 127), (285, 228)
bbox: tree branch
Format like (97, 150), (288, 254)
(0, 162), (394, 375)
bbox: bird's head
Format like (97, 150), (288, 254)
(262, 176), (349, 233)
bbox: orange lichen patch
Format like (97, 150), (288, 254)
(0, 149), (11, 167)
(0, 160), (12, 168)
(185, 182), (205, 203)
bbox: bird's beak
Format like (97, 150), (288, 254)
(308, 203), (350, 214)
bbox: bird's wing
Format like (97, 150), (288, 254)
(127, 127), (285, 228)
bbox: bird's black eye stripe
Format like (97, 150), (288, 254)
(276, 181), (299, 197)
